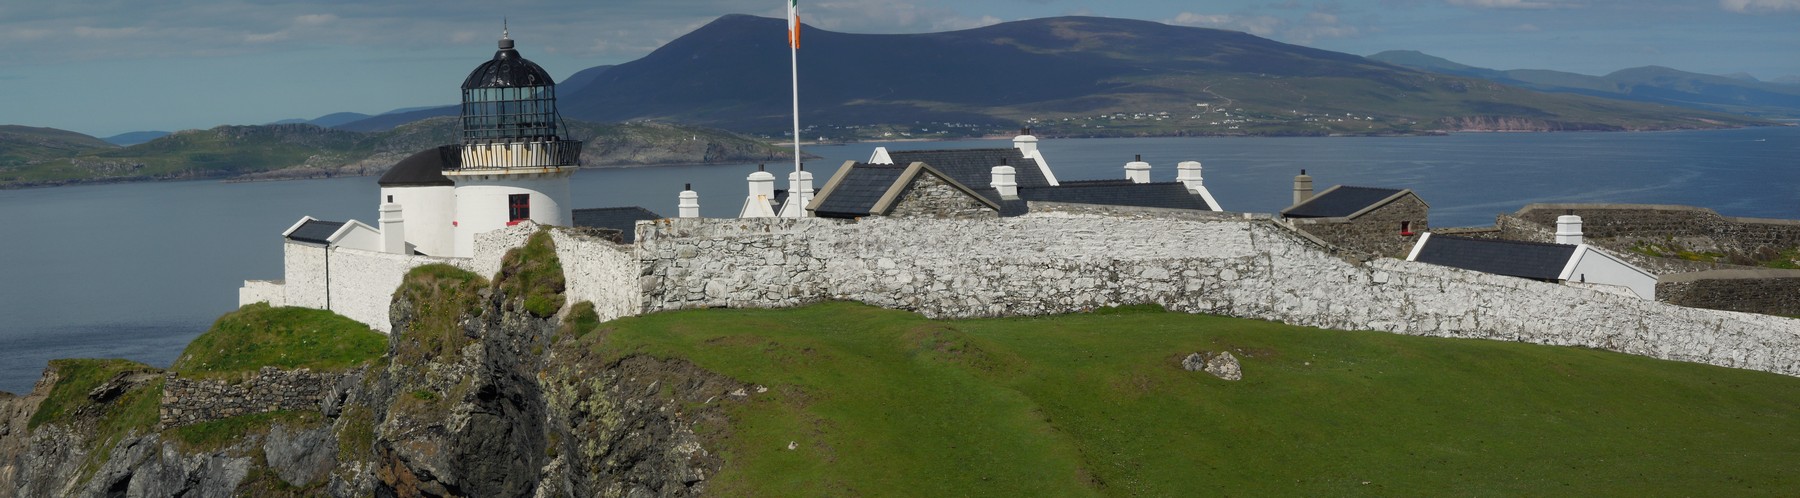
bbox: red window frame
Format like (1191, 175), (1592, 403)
(508, 194), (531, 225)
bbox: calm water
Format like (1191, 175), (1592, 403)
(1, 127), (1795, 393)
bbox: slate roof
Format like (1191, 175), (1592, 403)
(1411, 235), (1576, 281)
(1283, 186), (1406, 218)
(378, 145), (457, 187)
(286, 219), (345, 245)
(812, 163), (909, 218)
(1016, 181), (1215, 212)
(886, 148), (1050, 192)
(573, 207), (664, 243)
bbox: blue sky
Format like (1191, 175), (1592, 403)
(3, 0), (1796, 137)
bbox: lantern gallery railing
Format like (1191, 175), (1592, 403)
(454, 140), (583, 170)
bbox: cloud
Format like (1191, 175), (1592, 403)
(1445, 0), (1568, 8)
(1166, 7), (1363, 44)
(1719, 0), (1800, 12)
(1511, 23), (1541, 31)
(1166, 12), (1284, 37)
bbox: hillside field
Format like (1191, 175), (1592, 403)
(576, 302), (1800, 496)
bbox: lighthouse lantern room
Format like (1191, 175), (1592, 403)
(443, 25), (581, 257)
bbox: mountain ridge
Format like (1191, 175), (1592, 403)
(1369, 50), (1800, 118)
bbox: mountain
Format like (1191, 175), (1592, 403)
(102, 131), (172, 146)
(1369, 51), (1800, 118)
(334, 105), (458, 132)
(558, 64), (614, 95)
(0, 119), (790, 188)
(0, 125), (116, 166)
(549, 15), (1763, 138)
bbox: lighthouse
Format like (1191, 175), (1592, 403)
(443, 26), (581, 257)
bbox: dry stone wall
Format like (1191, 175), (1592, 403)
(160, 367), (350, 429)
(1658, 269), (1800, 317)
(629, 210), (1800, 377)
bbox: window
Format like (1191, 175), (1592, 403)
(386, 195), (394, 203)
(508, 194), (530, 224)
(1400, 221), (1414, 236)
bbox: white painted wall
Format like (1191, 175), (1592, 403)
(382, 185), (455, 257)
(281, 242), (329, 309)
(452, 172), (573, 258)
(238, 280), (285, 307)
(1563, 246), (1658, 299)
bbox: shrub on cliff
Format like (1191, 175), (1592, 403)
(172, 302), (385, 379)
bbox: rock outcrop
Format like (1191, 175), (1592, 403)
(0, 230), (749, 497)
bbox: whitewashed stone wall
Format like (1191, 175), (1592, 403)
(326, 247), (471, 333)
(237, 280), (286, 307)
(550, 228), (640, 323)
(634, 212), (1800, 377)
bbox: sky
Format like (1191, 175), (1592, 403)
(2, 0), (1797, 137)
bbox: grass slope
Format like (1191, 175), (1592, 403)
(171, 302), (386, 379)
(580, 302), (1800, 496)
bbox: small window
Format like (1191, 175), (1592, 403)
(386, 195), (394, 203)
(508, 194), (530, 223)
(1400, 221), (1414, 236)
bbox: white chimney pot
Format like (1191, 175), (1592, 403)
(1556, 214), (1584, 245)
(991, 165), (1018, 198)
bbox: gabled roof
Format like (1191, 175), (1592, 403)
(810, 162), (911, 218)
(1283, 185), (1418, 219)
(1017, 180), (1217, 211)
(1410, 235), (1578, 281)
(284, 218), (346, 245)
(573, 207), (664, 243)
(886, 148), (1051, 192)
(379, 145), (457, 187)
(809, 161), (999, 218)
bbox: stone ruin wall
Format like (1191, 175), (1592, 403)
(633, 207), (1800, 377)
(159, 367), (352, 429)
(885, 173), (1000, 220)
(1658, 269), (1800, 317)
(1515, 203), (1800, 252)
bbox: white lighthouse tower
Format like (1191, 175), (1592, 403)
(444, 27), (581, 257)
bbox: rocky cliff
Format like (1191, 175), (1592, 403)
(0, 231), (745, 497)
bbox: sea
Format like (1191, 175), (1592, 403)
(1, 126), (1796, 394)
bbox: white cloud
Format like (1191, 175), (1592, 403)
(1446, 0), (1567, 8)
(294, 14), (337, 26)
(1166, 12), (1284, 37)
(1511, 23), (1541, 31)
(1720, 0), (1800, 13)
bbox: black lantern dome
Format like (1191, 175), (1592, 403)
(459, 27), (563, 144)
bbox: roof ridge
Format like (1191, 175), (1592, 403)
(1431, 234), (1574, 249)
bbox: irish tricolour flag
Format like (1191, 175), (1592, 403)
(787, 0), (800, 48)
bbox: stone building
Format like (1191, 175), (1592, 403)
(808, 143), (1221, 219)
(1281, 177), (1428, 258)
(1406, 215), (1658, 300)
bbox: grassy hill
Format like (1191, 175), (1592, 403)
(0, 119), (791, 188)
(559, 15), (1767, 140)
(0, 125), (116, 166)
(569, 302), (1800, 495)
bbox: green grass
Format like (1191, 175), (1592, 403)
(496, 230), (566, 318)
(391, 264), (488, 363)
(165, 410), (321, 452)
(582, 302), (1800, 496)
(25, 359), (165, 487)
(171, 303), (385, 379)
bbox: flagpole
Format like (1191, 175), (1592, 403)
(790, 13), (803, 215)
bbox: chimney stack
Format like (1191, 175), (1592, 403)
(740, 164), (777, 218)
(678, 183), (700, 218)
(1293, 169), (1314, 205)
(1556, 213), (1584, 245)
(1177, 161), (1204, 191)
(1012, 127), (1038, 156)
(379, 202), (406, 254)
(991, 161), (1018, 199)
(1125, 154), (1151, 183)
(781, 164), (816, 218)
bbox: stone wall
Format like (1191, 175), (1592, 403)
(1290, 194), (1428, 258)
(160, 367), (350, 429)
(631, 212), (1800, 377)
(1658, 269), (1800, 316)
(238, 280), (285, 307)
(326, 248), (468, 334)
(884, 173), (997, 220)
(1515, 203), (1800, 251)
